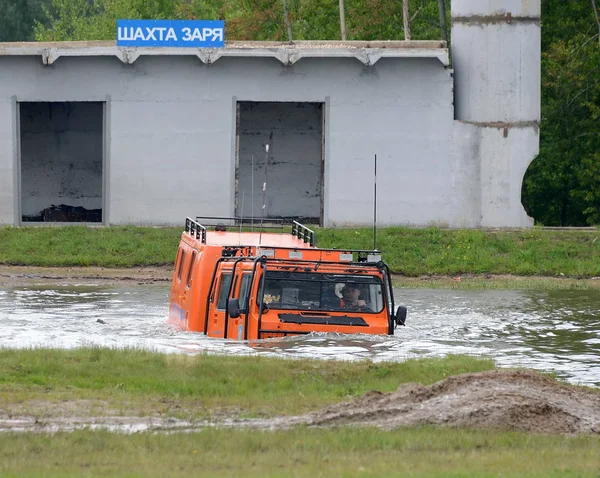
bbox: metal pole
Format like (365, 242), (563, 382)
(373, 154), (377, 250)
(339, 0), (347, 41)
(251, 154), (254, 231)
(258, 144), (269, 247)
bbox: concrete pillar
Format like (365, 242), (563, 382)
(0, 98), (16, 225)
(451, 0), (540, 227)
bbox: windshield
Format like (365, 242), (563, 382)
(260, 271), (385, 314)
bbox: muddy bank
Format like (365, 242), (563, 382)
(1, 265), (598, 289)
(305, 370), (600, 434)
(0, 265), (173, 286)
(2, 370), (599, 435)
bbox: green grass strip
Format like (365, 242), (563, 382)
(1, 225), (599, 277)
(0, 348), (495, 417)
(0, 427), (598, 477)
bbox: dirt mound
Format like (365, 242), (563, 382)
(2, 370), (599, 435)
(304, 370), (600, 434)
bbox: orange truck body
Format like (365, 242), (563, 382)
(168, 218), (406, 340)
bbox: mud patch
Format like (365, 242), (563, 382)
(0, 265), (173, 286)
(2, 370), (599, 434)
(304, 370), (600, 434)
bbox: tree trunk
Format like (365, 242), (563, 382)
(437, 0), (448, 42)
(592, 0), (600, 47)
(403, 0), (411, 40)
(281, 0), (293, 43)
(339, 0), (347, 41)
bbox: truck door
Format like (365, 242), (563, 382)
(207, 267), (253, 339)
(207, 271), (233, 338)
(226, 272), (252, 340)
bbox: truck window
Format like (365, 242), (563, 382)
(239, 274), (252, 311)
(216, 273), (233, 310)
(260, 271), (384, 313)
(186, 251), (197, 288)
(177, 249), (186, 282)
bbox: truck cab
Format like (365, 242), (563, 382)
(168, 218), (407, 340)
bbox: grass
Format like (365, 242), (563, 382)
(0, 225), (181, 267)
(0, 348), (495, 418)
(0, 347), (600, 478)
(1, 225), (599, 278)
(0, 350), (598, 477)
(393, 275), (600, 290)
(1, 427), (599, 477)
(1, 227), (598, 477)
(318, 226), (600, 278)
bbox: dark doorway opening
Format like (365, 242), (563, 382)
(19, 102), (104, 223)
(235, 101), (324, 225)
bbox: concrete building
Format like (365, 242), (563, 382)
(0, 0), (540, 227)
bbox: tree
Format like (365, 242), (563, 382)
(522, 0), (600, 226)
(0, 0), (52, 41)
(33, 0), (450, 42)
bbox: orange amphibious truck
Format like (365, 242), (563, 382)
(168, 217), (407, 340)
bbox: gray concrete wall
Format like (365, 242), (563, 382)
(0, 54), (461, 226)
(452, 0), (541, 227)
(0, 4), (541, 229)
(0, 97), (15, 224)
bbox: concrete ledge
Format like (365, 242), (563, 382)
(0, 40), (449, 67)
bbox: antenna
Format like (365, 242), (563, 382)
(239, 191), (245, 238)
(373, 153), (377, 250)
(251, 154), (255, 232)
(258, 144), (269, 247)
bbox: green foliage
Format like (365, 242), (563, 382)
(0, 0), (51, 41)
(34, 0), (180, 41)
(32, 0), (449, 42)
(522, 0), (600, 226)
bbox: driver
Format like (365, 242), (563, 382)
(340, 284), (368, 310)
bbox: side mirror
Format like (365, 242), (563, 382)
(395, 305), (407, 326)
(227, 298), (241, 318)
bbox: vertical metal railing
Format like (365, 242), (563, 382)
(291, 221), (315, 246)
(185, 217), (207, 243)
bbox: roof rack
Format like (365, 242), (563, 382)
(185, 217), (207, 243)
(292, 221), (315, 246)
(195, 216), (285, 230)
(186, 216), (316, 247)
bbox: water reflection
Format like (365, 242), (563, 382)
(0, 284), (598, 387)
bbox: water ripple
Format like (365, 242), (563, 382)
(0, 284), (598, 387)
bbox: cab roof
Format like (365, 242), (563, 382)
(205, 230), (315, 248)
(183, 217), (316, 249)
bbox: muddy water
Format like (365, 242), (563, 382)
(0, 284), (598, 387)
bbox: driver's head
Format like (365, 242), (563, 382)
(342, 285), (360, 300)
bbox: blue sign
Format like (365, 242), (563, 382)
(117, 20), (225, 48)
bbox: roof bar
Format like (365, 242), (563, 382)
(185, 217), (207, 243)
(291, 221), (315, 246)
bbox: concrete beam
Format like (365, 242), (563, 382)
(451, 0), (541, 17)
(0, 40), (449, 67)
